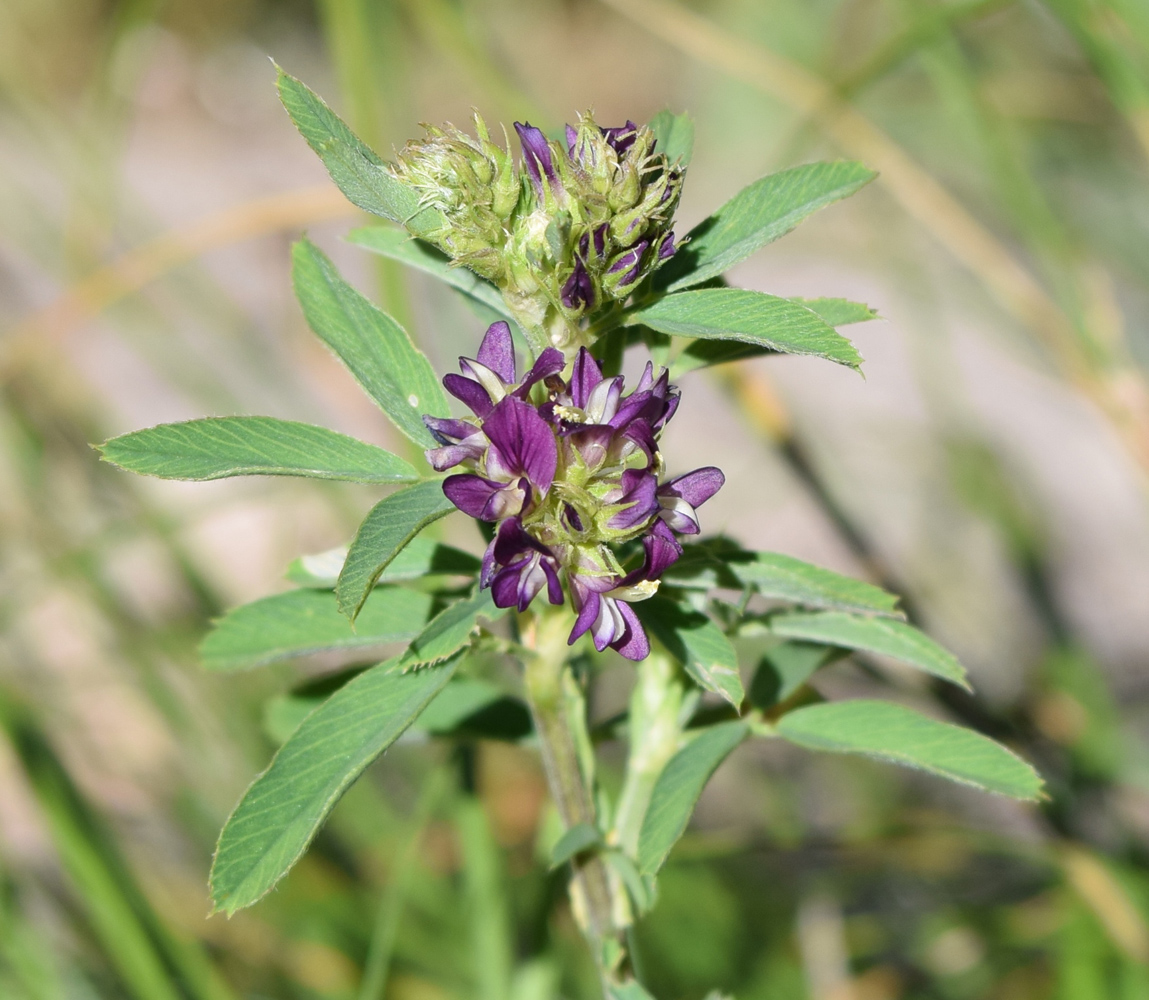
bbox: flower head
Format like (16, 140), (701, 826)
(426, 322), (723, 660)
(394, 112), (686, 355)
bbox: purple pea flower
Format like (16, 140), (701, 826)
(443, 394), (557, 520)
(657, 467), (726, 534)
(481, 517), (564, 612)
(566, 522), (683, 661)
(439, 321), (564, 422)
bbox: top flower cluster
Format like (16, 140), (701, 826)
(393, 113), (684, 354)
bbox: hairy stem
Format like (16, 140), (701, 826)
(521, 611), (630, 990)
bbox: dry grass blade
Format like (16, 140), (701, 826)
(2, 184), (356, 378)
(599, 0), (1149, 475)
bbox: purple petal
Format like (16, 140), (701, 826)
(608, 469), (659, 530)
(569, 348), (603, 408)
(607, 240), (649, 287)
(515, 122), (556, 193)
(544, 560), (564, 605)
(443, 373), (494, 418)
(642, 520), (683, 578)
(612, 602), (650, 660)
(476, 321), (516, 384)
(660, 467), (725, 507)
(568, 424), (616, 469)
(565, 124), (578, 156)
(516, 347), (565, 396)
(423, 414), (479, 445)
(561, 258), (595, 311)
(635, 361), (655, 394)
(568, 588), (601, 646)
(658, 232), (677, 261)
(425, 443), (480, 472)
(481, 395), (558, 491)
(601, 122), (638, 156)
(442, 474), (510, 519)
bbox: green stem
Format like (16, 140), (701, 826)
(612, 651), (687, 857)
(520, 611), (630, 991)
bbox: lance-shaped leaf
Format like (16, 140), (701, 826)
(770, 612), (970, 690)
(200, 587), (434, 672)
(293, 237), (448, 448)
(648, 110), (694, 166)
(668, 296), (876, 377)
(775, 700), (1043, 800)
(348, 226), (512, 320)
(666, 542), (901, 617)
(276, 66), (441, 235)
(337, 479), (457, 621)
(749, 641), (844, 709)
(795, 297), (878, 327)
(629, 289), (862, 370)
(395, 588), (507, 670)
(657, 160), (876, 291)
(637, 721), (749, 875)
(286, 536), (480, 588)
(210, 657), (457, 913)
(638, 598), (743, 708)
(549, 823), (603, 870)
(98, 416), (418, 484)
(415, 678), (532, 741)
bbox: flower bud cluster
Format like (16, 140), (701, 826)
(424, 322), (723, 660)
(394, 113), (685, 354)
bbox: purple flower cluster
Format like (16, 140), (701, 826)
(425, 321), (723, 660)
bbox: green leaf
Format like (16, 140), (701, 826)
(774, 700), (1043, 800)
(628, 289), (862, 370)
(637, 721), (749, 875)
(286, 536), (480, 588)
(337, 479), (457, 621)
(395, 589), (507, 669)
(210, 657), (456, 913)
(348, 226), (512, 319)
(97, 416), (419, 484)
(638, 598), (743, 708)
(415, 678), (531, 741)
(749, 641), (843, 709)
(796, 297), (878, 326)
(666, 542), (902, 617)
(200, 587), (433, 672)
(609, 983), (657, 1000)
(771, 612), (970, 690)
(292, 237), (448, 448)
(648, 110), (694, 166)
(657, 161), (876, 291)
(275, 67), (441, 235)
(262, 668), (367, 744)
(548, 823), (602, 869)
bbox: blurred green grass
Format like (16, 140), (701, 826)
(2, 0), (1149, 997)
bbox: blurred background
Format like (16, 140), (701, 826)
(2, 0), (1149, 997)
